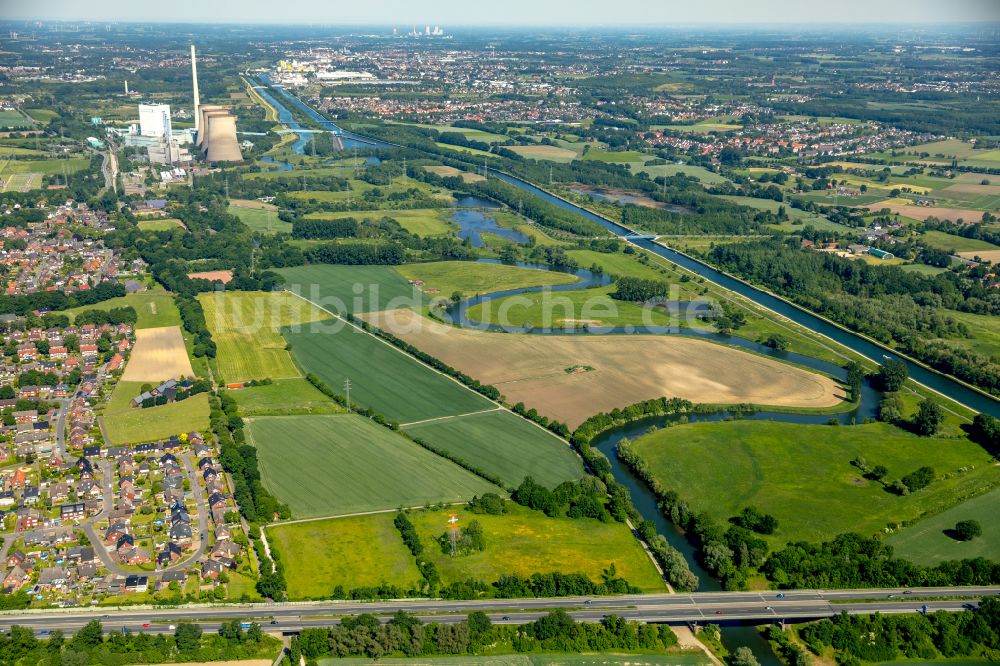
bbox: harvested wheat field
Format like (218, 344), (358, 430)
(120, 326), (194, 382)
(867, 200), (985, 223)
(424, 165), (485, 183)
(360, 309), (846, 428)
(507, 145), (579, 161)
(188, 270), (234, 284)
(959, 250), (1000, 263)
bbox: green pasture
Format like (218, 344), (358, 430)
(278, 264), (423, 314)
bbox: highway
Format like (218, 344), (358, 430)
(1, 586), (993, 636)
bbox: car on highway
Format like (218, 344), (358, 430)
(715, 610), (724, 615)
(501, 616), (510, 621)
(584, 600), (592, 605)
(765, 606), (773, 611)
(270, 620), (278, 625)
(169, 625), (175, 630)
(776, 593), (785, 599)
(903, 590), (912, 595)
(142, 623), (150, 628)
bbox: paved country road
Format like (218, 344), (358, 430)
(0, 586), (994, 636)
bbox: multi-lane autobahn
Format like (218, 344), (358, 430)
(3, 586), (994, 636)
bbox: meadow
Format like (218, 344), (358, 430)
(228, 201), (290, 235)
(920, 230), (1000, 253)
(0, 110), (30, 128)
(267, 514), (422, 599)
(564, 249), (666, 280)
(361, 309), (845, 429)
(198, 291), (328, 382)
(408, 504), (666, 592)
(307, 208), (455, 237)
(278, 264), (424, 314)
(136, 218), (185, 231)
(103, 381), (210, 445)
(465, 284), (703, 330)
(246, 415), (498, 517)
(719, 196), (846, 232)
(581, 150), (648, 163)
(629, 421), (1000, 546)
(229, 378), (343, 416)
(62, 289), (181, 329)
(4, 157), (90, 174)
(886, 487), (1000, 565)
(282, 318), (494, 423)
(506, 145), (580, 162)
(396, 261), (578, 298)
(403, 409), (586, 488)
(635, 163), (731, 185)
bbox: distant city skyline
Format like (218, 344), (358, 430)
(3, 0), (999, 26)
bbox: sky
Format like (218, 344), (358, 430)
(4, 0), (1000, 26)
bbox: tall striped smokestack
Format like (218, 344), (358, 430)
(191, 44), (200, 134)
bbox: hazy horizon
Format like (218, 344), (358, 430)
(4, 0), (999, 26)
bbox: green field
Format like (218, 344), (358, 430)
(921, 230), (1000, 253)
(268, 513), (422, 599)
(581, 150), (648, 163)
(466, 284), (701, 330)
(629, 421), (1000, 546)
(279, 264), (423, 314)
(283, 320), (494, 423)
(566, 249), (676, 280)
(0, 110), (30, 129)
(635, 163), (731, 185)
(228, 202), (290, 235)
(62, 289), (181, 329)
(4, 157), (90, 174)
(719, 195), (846, 232)
(230, 378), (343, 416)
(199, 291), (328, 382)
(23, 108), (58, 123)
(103, 381), (210, 445)
(887, 487), (1000, 565)
(403, 410), (585, 488)
(136, 218), (185, 232)
(307, 208), (455, 237)
(408, 504), (666, 593)
(396, 261), (578, 298)
(246, 415), (498, 517)
(659, 120), (741, 134)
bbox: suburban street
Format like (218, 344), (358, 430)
(0, 586), (993, 636)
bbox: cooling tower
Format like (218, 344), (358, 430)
(204, 113), (243, 162)
(196, 105), (225, 148)
(200, 109), (229, 155)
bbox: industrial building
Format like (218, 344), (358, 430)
(138, 104), (172, 138)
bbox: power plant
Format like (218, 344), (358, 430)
(190, 45), (242, 162)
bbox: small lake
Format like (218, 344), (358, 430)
(451, 196), (529, 247)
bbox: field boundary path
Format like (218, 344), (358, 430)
(398, 406), (502, 427)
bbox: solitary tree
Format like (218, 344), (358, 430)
(913, 398), (944, 436)
(954, 520), (982, 541)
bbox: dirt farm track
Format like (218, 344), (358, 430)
(120, 325), (194, 383)
(360, 309), (847, 428)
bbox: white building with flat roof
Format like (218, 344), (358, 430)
(138, 104), (172, 138)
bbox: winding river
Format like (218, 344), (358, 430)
(252, 81), (989, 664)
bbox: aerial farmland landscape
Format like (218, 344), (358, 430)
(0, 0), (998, 664)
